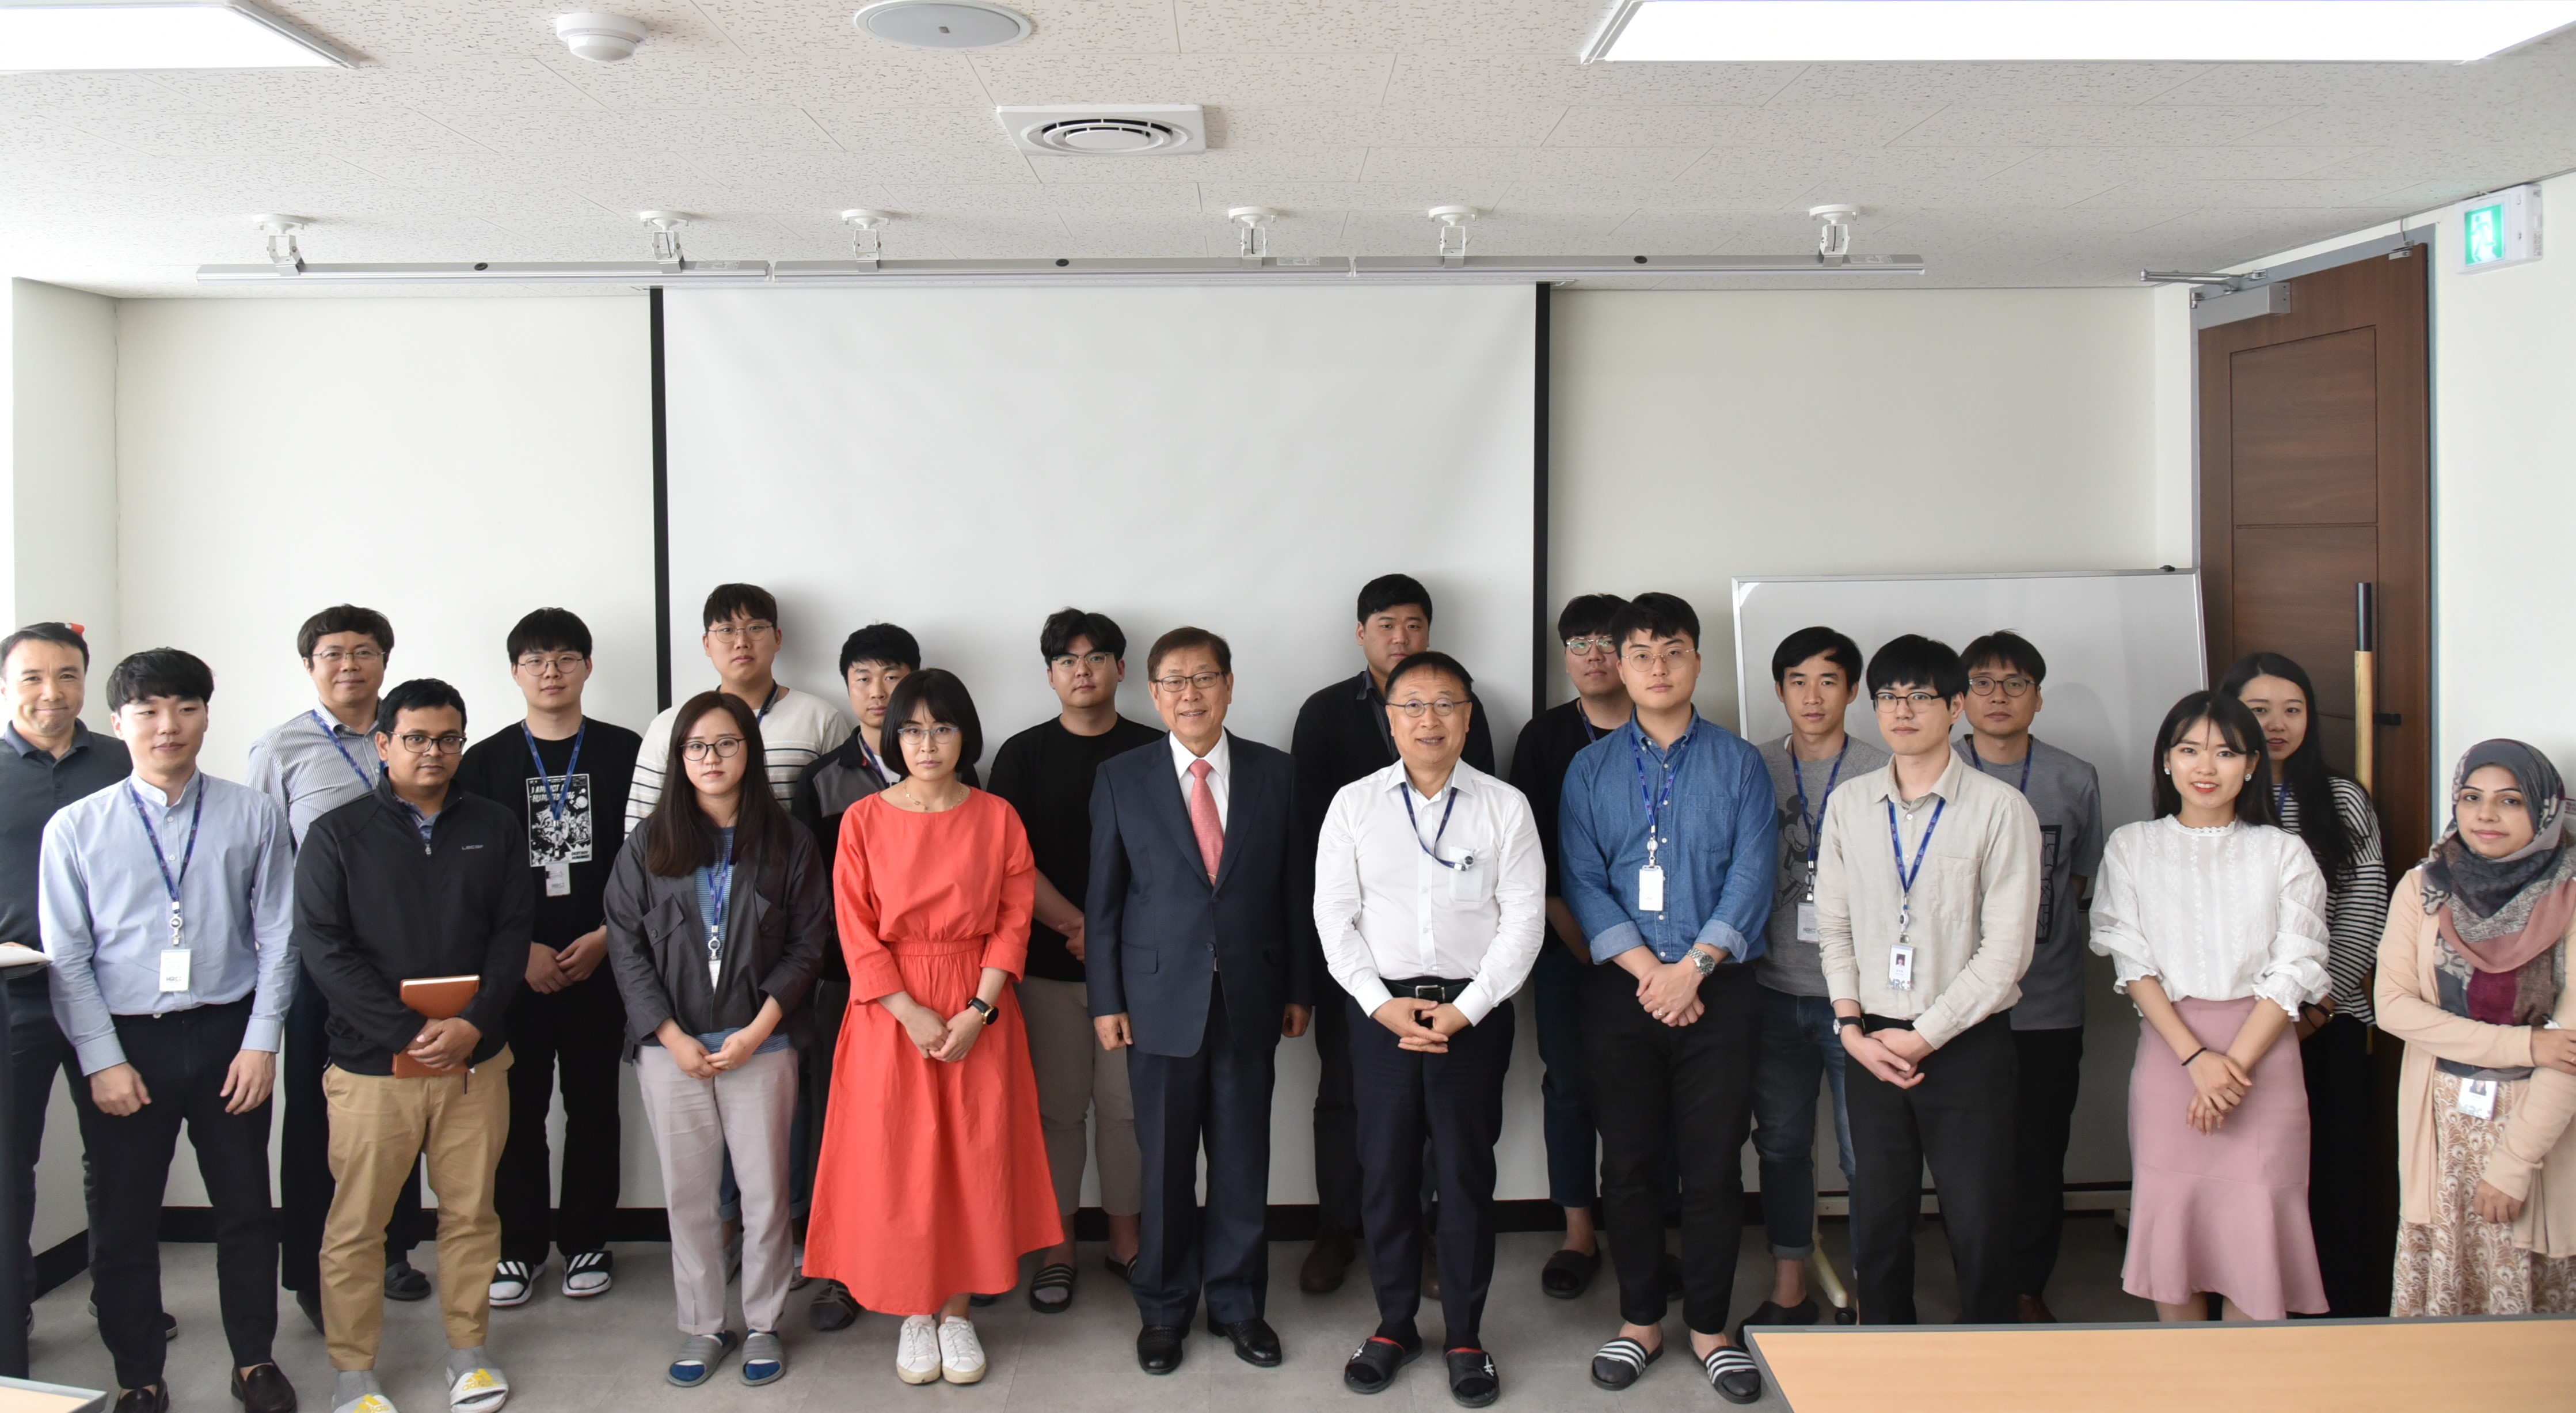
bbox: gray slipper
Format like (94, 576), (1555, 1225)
(668, 1331), (737, 1388)
(740, 1331), (786, 1386)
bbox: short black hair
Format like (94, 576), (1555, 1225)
(1357, 573), (1434, 624)
(1, 622), (89, 670)
(1556, 594), (1628, 641)
(1961, 629), (2047, 685)
(1610, 591), (1698, 649)
(297, 605), (393, 660)
(1771, 626), (1863, 684)
(2149, 690), (2276, 827)
(374, 678), (467, 737)
(1385, 649), (1472, 699)
(879, 668), (983, 777)
(505, 607), (591, 663)
(106, 648), (214, 711)
(1039, 608), (1127, 663)
(1146, 626), (1232, 679)
(838, 623), (920, 677)
(701, 583), (778, 631)
(1866, 634), (1968, 700)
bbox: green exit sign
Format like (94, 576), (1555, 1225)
(2460, 185), (2541, 273)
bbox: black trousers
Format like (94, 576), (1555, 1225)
(69, 998), (276, 1389)
(1847, 1013), (2017, 1324)
(2302, 1014), (2384, 1315)
(1581, 961), (1759, 1334)
(1308, 990), (1365, 1234)
(278, 966), (423, 1294)
(5, 981), (83, 1335)
(1128, 985), (1276, 1327)
(793, 975), (850, 1225)
(1350, 992), (1514, 1349)
(496, 969), (625, 1266)
(2009, 1025), (2083, 1299)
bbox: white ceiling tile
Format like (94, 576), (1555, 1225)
(152, 59), (600, 112)
(685, 147), (1032, 188)
(2076, 178), (2441, 209)
(1005, 1), (1184, 55)
(1384, 55), (1802, 107)
(1029, 147), (1367, 183)
(2146, 58), (2570, 109)
(1765, 63), (2210, 107)
(1994, 146), (2373, 183)
(1192, 180), (1512, 212)
(1358, 147), (1536, 183)
(804, 105), (1021, 149)
(427, 107), (842, 155)
(970, 53), (1395, 107)
(1212, 104), (1566, 147)
(62, 108), (490, 159)
(2291, 146), (2573, 186)
(909, 215), (1074, 257)
(0, 72), (186, 113)
(2231, 101), (2576, 149)
(1548, 105), (1943, 147)
(1046, 217), (1224, 257)
(1895, 106), (2311, 147)
(1176, 0), (1600, 54)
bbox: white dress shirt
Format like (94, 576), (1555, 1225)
(1312, 759), (1544, 1025)
(2088, 816), (2331, 1020)
(1167, 731), (1231, 830)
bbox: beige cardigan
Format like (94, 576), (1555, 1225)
(2375, 868), (2576, 1257)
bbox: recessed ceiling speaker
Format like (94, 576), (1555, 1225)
(554, 13), (646, 62)
(854, 1), (1030, 49)
(996, 104), (1207, 155)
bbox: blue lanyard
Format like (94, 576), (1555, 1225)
(756, 683), (779, 721)
(1790, 736), (1850, 866)
(1958, 736), (2032, 796)
(704, 838), (736, 967)
(1398, 780), (1463, 869)
(126, 779), (206, 944)
(1886, 796), (1947, 937)
(310, 709), (378, 789)
(520, 723), (587, 823)
(853, 730), (889, 785)
(1628, 718), (1695, 861)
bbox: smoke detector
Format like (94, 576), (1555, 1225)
(856, 1), (1030, 49)
(996, 104), (1206, 156)
(554, 13), (646, 62)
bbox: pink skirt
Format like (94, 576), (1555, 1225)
(2123, 996), (2328, 1319)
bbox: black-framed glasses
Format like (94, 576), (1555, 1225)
(1151, 671), (1225, 693)
(514, 652), (587, 676)
(393, 731), (466, 755)
(1391, 699), (1467, 719)
(1048, 651), (1116, 673)
(895, 724), (960, 745)
(682, 736), (745, 762)
(1873, 690), (1943, 711)
(1968, 674), (2034, 699)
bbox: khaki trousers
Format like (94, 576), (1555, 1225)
(320, 1051), (512, 1370)
(1019, 976), (1141, 1218)
(634, 1044), (800, 1337)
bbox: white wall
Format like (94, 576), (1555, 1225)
(9, 279), (121, 723)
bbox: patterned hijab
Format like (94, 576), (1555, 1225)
(2421, 739), (2575, 974)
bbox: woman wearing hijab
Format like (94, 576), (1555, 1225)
(2377, 740), (2576, 1316)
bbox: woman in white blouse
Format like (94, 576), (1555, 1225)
(2090, 690), (2333, 1321)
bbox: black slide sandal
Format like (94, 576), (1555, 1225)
(1028, 1263), (1076, 1313)
(1540, 1248), (1599, 1300)
(1703, 1346), (1763, 1405)
(1589, 1336), (1661, 1391)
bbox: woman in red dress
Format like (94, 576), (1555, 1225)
(804, 668), (1060, 1386)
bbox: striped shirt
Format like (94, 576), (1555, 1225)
(2276, 774), (2388, 1026)
(625, 686), (851, 836)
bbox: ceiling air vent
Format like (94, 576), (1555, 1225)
(997, 104), (1207, 156)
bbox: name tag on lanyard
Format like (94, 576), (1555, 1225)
(546, 861), (572, 897)
(1637, 863), (1666, 913)
(2457, 1077), (2499, 1120)
(159, 942), (191, 994)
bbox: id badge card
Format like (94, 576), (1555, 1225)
(158, 947), (191, 994)
(545, 861), (572, 897)
(1795, 902), (1821, 943)
(2457, 1077), (2499, 1120)
(1637, 863), (1666, 913)
(1887, 941), (1915, 991)
(1448, 853), (1478, 904)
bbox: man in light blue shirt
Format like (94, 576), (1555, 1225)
(1557, 592), (1776, 1406)
(42, 648), (297, 1413)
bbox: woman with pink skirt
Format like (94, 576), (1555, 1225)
(2090, 690), (2333, 1321)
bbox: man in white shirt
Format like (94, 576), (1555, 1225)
(1312, 651), (1541, 1410)
(626, 583), (850, 832)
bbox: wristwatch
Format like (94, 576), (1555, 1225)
(1688, 948), (1718, 977)
(1838, 1017), (1866, 1038)
(965, 997), (996, 1023)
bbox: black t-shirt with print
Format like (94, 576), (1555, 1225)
(455, 718), (645, 949)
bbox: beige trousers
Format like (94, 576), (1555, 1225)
(636, 1043), (800, 1336)
(319, 1051), (512, 1370)
(1019, 976), (1141, 1218)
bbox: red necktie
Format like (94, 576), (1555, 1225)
(1187, 758), (1224, 883)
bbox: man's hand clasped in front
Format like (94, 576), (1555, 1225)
(1372, 997), (1469, 1053)
(406, 1016), (481, 1073)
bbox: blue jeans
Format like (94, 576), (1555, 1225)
(1750, 985), (1855, 1260)
(1531, 939), (1598, 1209)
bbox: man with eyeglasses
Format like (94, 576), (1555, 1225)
(246, 605), (432, 1327)
(1289, 573), (1496, 1297)
(626, 583), (850, 833)
(296, 678), (533, 1413)
(985, 609), (1160, 1311)
(454, 610), (641, 1312)
(1504, 593), (1629, 1300)
(1814, 634), (2039, 1329)
(1951, 630), (2101, 1324)
(1557, 592), (1775, 1405)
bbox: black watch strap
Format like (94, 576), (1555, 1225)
(967, 997), (996, 1021)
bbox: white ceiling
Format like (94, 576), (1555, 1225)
(5, 0), (2575, 296)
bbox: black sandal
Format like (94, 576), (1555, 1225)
(1702, 1346), (1763, 1406)
(1342, 1335), (1422, 1395)
(1590, 1336), (1661, 1391)
(1540, 1247), (1600, 1300)
(1103, 1254), (1133, 1286)
(806, 1278), (859, 1332)
(1446, 1349), (1500, 1408)
(1028, 1262), (1076, 1313)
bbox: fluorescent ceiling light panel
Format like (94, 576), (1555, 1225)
(1591, 1), (2576, 63)
(0, 1), (353, 71)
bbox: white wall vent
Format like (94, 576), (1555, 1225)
(997, 104), (1206, 155)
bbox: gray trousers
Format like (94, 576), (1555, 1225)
(1019, 977), (1142, 1219)
(637, 1045), (798, 1336)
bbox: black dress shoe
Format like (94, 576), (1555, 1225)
(383, 1257), (431, 1302)
(295, 1287), (324, 1336)
(1299, 1226), (1356, 1294)
(1136, 1324), (1188, 1374)
(232, 1362), (299, 1413)
(1208, 1313), (1283, 1367)
(1342, 1334), (1422, 1395)
(114, 1385), (168, 1413)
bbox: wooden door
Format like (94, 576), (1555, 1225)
(2198, 250), (2432, 868)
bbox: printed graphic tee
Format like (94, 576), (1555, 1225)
(456, 719), (644, 949)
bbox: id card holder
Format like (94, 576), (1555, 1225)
(158, 947), (191, 994)
(1637, 864), (1666, 913)
(1448, 853), (1478, 905)
(2457, 1077), (2499, 1120)
(1795, 902), (1821, 943)
(545, 861), (572, 897)
(1887, 942), (1915, 991)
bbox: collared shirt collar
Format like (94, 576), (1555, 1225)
(1622, 712), (1702, 760)
(1862, 748), (1970, 806)
(314, 700), (375, 736)
(127, 769), (202, 812)
(4, 718), (90, 761)
(1381, 757), (1477, 807)
(1168, 730), (1231, 780)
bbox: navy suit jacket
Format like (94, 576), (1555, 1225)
(1085, 731), (1314, 1058)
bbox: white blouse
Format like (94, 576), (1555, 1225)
(2088, 817), (2332, 1019)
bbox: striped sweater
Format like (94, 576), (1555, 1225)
(623, 685), (852, 837)
(2277, 774), (2389, 1026)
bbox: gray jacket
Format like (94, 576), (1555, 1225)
(603, 821), (833, 1059)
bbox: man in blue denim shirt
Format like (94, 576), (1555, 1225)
(1559, 592), (1776, 1407)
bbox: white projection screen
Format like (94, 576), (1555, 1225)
(664, 284), (1541, 1200)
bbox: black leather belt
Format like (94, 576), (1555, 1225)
(1384, 977), (1472, 1004)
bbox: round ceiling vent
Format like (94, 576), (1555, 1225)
(854, 0), (1030, 49)
(1022, 116), (1189, 154)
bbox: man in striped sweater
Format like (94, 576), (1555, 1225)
(624, 583), (850, 834)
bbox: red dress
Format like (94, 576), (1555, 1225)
(804, 790), (1061, 1315)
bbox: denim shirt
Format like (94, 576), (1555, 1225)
(1559, 715), (1778, 966)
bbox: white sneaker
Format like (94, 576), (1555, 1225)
(895, 1315), (941, 1385)
(938, 1316), (987, 1385)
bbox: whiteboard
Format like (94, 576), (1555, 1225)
(1732, 569), (2207, 834)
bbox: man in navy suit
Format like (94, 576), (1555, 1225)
(1088, 625), (1314, 1377)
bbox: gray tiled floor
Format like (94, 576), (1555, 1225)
(29, 1220), (2152, 1411)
